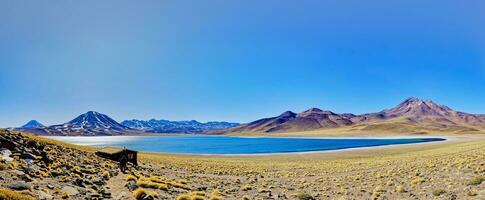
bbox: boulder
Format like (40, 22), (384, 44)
(126, 180), (138, 191)
(8, 181), (31, 190)
(21, 153), (37, 160)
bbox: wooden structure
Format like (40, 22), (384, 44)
(95, 147), (138, 166)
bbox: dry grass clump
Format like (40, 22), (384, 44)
(432, 189), (446, 196)
(148, 191), (158, 199)
(191, 195), (205, 200)
(8, 161), (19, 169)
(371, 186), (385, 200)
(191, 191), (205, 197)
(176, 194), (192, 200)
(149, 176), (165, 183)
(175, 192), (208, 200)
(395, 185), (405, 193)
(102, 171), (110, 179)
(241, 184), (252, 191)
(467, 189), (478, 196)
(410, 177), (424, 185)
(72, 165), (81, 172)
(133, 188), (148, 199)
(468, 176), (485, 185)
(0, 162), (8, 170)
(0, 189), (34, 200)
(209, 196), (223, 200)
(135, 176), (168, 190)
(241, 195), (251, 200)
(136, 178), (150, 188)
(208, 190), (224, 200)
(168, 181), (191, 190)
(126, 174), (138, 182)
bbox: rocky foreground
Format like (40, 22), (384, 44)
(0, 130), (121, 199)
(3, 129), (485, 200)
(0, 129), (226, 200)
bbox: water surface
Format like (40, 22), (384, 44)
(46, 135), (445, 155)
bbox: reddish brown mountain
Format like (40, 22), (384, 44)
(227, 98), (485, 134)
(355, 98), (485, 126)
(228, 108), (354, 133)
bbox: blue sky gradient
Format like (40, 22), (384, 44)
(1, 0), (485, 127)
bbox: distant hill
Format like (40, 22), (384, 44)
(121, 119), (239, 133)
(20, 120), (45, 128)
(227, 98), (485, 134)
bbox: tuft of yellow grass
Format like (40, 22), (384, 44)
(468, 176), (485, 185)
(126, 175), (137, 182)
(191, 195), (205, 200)
(432, 189), (446, 196)
(102, 171), (110, 180)
(0, 163), (8, 170)
(395, 185), (405, 193)
(0, 189), (35, 200)
(133, 188), (147, 200)
(176, 194), (192, 200)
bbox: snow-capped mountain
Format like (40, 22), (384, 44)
(20, 120), (45, 128)
(63, 111), (128, 131)
(45, 111), (130, 135)
(121, 119), (239, 133)
(18, 111), (238, 135)
(19, 111), (133, 136)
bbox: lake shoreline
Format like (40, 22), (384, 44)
(44, 134), (449, 156)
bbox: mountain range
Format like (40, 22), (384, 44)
(227, 98), (485, 134)
(15, 97), (485, 136)
(17, 111), (239, 136)
(17, 111), (133, 136)
(120, 119), (239, 133)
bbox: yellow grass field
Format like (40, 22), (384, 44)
(135, 134), (485, 199)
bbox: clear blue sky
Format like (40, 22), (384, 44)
(1, 0), (485, 127)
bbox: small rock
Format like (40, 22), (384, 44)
(74, 178), (85, 187)
(92, 178), (105, 186)
(62, 186), (79, 196)
(102, 192), (112, 198)
(126, 180), (138, 191)
(38, 190), (54, 200)
(8, 181), (31, 190)
(115, 191), (128, 200)
(14, 170), (25, 176)
(21, 153), (37, 160)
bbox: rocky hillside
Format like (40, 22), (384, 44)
(228, 98), (485, 134)
(0, 129), (120, 199)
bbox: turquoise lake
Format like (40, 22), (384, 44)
(46, 136), (445, 155)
